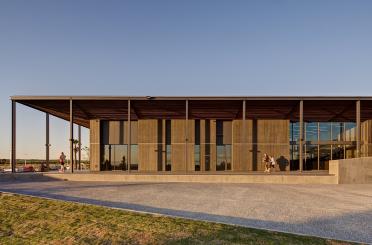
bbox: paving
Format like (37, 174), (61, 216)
(0, 176), (371, 243)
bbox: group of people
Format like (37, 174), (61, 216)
(262, 153), (276, 173)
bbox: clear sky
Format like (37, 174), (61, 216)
(1, 0), (372, 160)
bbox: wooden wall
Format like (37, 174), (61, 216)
(362, 120), (372, 157)
(256, 120), (290, 171)
(170, 120), (195, 172)
(90, 119), (100, 171)
(138, 119), (158, 171)
(232, 120), (253, 171)
(231, 119), (290, 171)
(96, 118), (290, 172)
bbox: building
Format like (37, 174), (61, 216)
(10, 96), (372, 174)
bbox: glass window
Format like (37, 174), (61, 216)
(290, 143), (299, 171)
(332, 145), (344, 160)
(345, 144), (356, 158)
(130, 144), (138, 170)
(205, 120), (211, 171)
(194, 145), (200, 171)
(304, 144), (318, 170)
(165, 120), (171, 171)
(332, 123), (344, 141)
(290, 122), (300, 143)
(344, 123), (356, 141)
(194, 120), (201, 171)
(319, 123), (331, 142)
(216, 120), (232, 171)
(305, 122), (318, 143)
(101, 144), (128, 171)
(319, 145), (331, 170)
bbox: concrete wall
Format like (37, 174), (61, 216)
(329, 157), (372, 184)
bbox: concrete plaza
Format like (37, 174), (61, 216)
(0, 177), (371, 243)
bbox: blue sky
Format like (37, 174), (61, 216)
(1, 0), (372, 159)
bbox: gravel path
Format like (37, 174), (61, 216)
(0, 178), (371, 243)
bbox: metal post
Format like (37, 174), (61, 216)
(299, 100), (303, 172)
(70, 99), (74, 173)
(78, 125), (81, 170)
(11, 100), (16, 173)
(46, 113), (50, 171)
(185, 99), (189, 173)
(356, 100), (361, 157)
(127, 99), (131, 172)
(242, 100), (246, 171)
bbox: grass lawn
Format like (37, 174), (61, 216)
(0, 192), (356, 245)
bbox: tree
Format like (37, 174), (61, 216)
(82, 146), (90, 160)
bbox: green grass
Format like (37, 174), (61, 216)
(0, 192), (356, 245)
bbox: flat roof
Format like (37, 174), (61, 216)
(11, 96), (372, 128)
(10, 95), (372, 101)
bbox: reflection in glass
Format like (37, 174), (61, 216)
(194, 145), (200, 171)
(332, 145), (344, 160)
(345, 144), (356, 159)
(216, 145), (232, 171)
(345, 123), (356, 141)
(332, 123), (344, 141)
(319, 123), (331, 141)
(319, 145), (331, 170)
(304, 144), (318, 170)
(165, 120), (171, 171)
(290, 143), (299, 170)
(194, 120), (201, 171)
(305, 122), (318, 143)
(216, 120), (232, 171)
(290, 122), (300, 142)
(101, 144), (128, 171)
(130, 144), (138, 170)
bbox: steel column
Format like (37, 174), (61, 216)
(127, 99), (131, 172)
(78, 125), (81, 170)
(70, 99), (74, 173)
(11, 100), (16, 173)
(299, 100), (304, 172)
(46, 113), (50, 171)
(356, 100), (361, 157)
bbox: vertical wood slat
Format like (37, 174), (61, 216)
(210, 120), (216, 171)
(200, 120), (206, 171)
(89, 119), (101, 171)
(171, 120), (186, 172)
(138, 119), (158, 171)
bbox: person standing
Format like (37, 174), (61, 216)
(59, 152), (66, 173)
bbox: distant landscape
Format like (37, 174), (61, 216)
(0, 159), (90, 171)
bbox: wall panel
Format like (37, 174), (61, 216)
(89, 119), (100, 171)
(138, 119), (158, 171)
(256, 120), (290, 171)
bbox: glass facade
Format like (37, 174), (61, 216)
(216, 120), (232, 171)
(194, 120), (201, 171)
(290, 121), (356, 171)
(165, 120), (172, 171)
(100, 120), (138, 171)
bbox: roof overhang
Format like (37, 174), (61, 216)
(11, 96), (372, 128)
